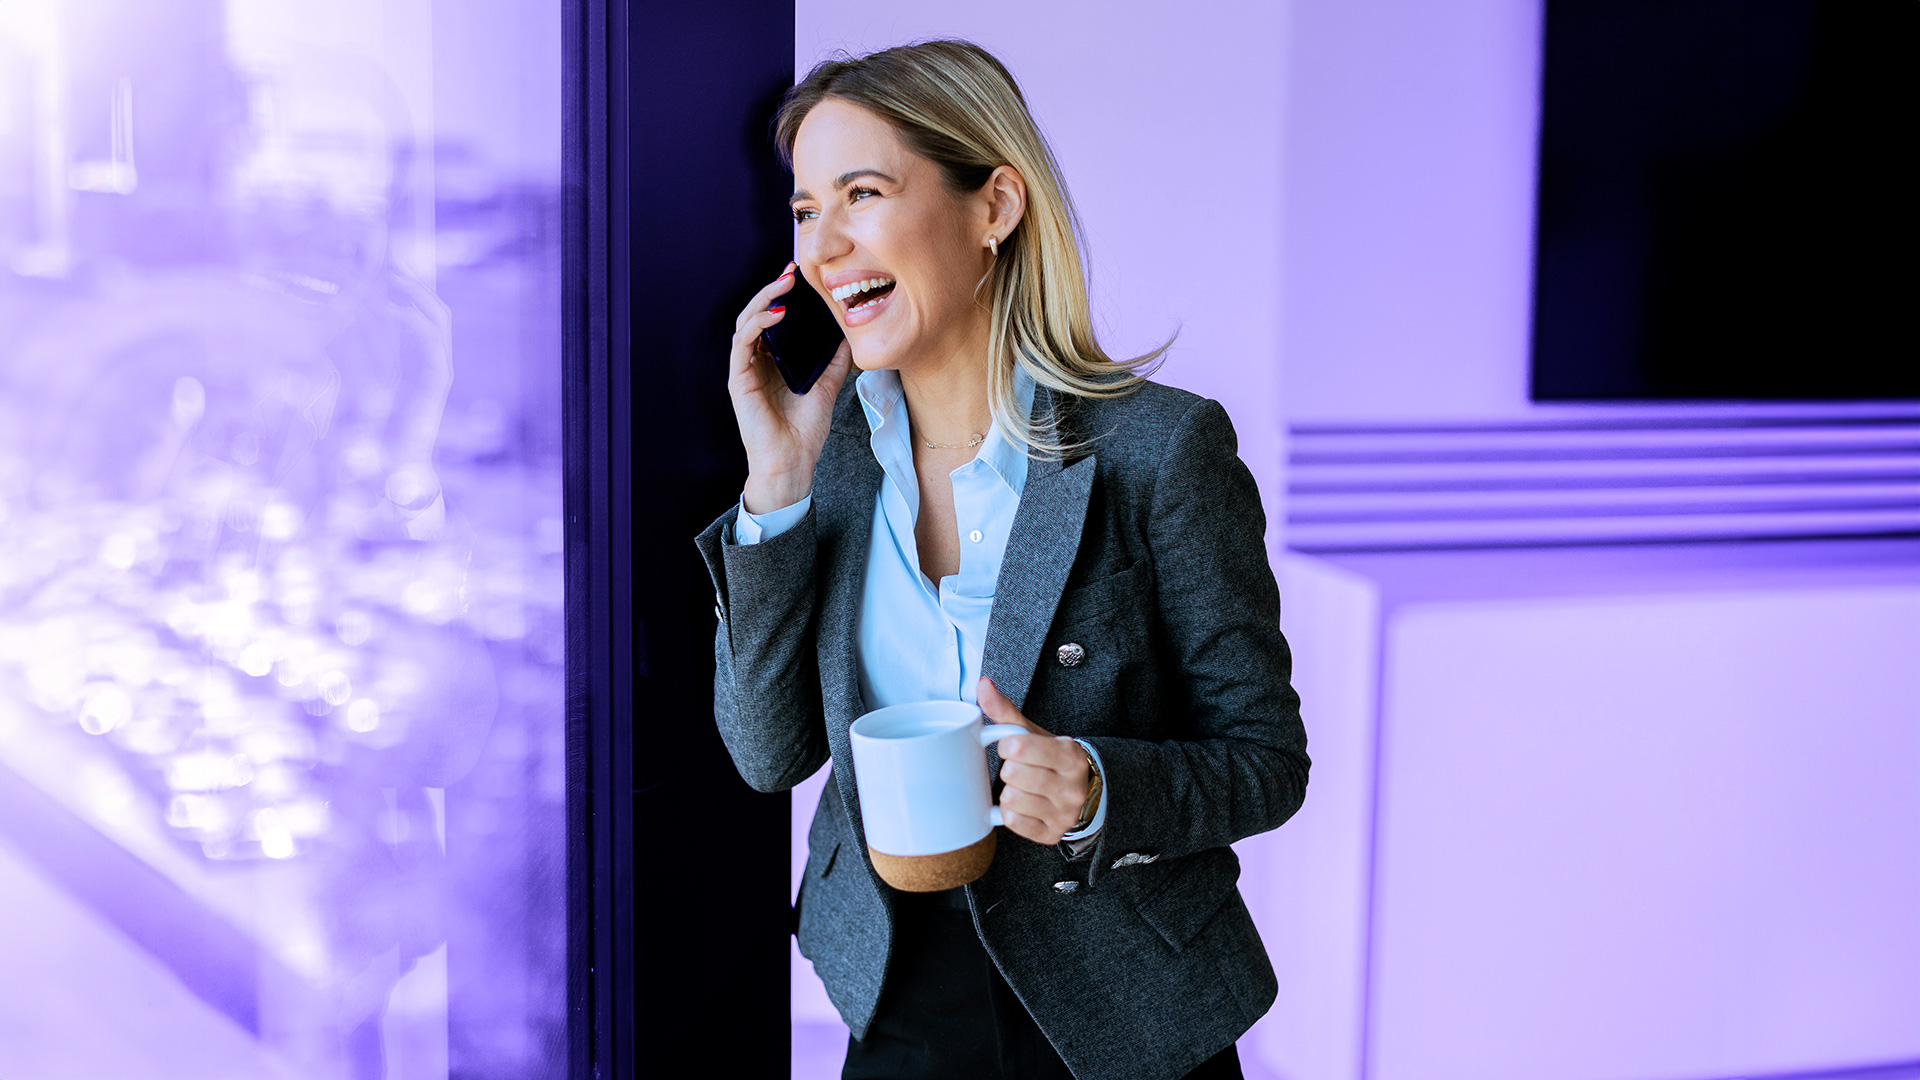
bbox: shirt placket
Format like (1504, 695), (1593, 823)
(941, 462), (992, 700)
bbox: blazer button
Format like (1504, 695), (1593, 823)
(1052, 881), (1080, 893)
(1056, 642), (1085, 667)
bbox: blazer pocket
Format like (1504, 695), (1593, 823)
(805, 783), (847, 882)
(806, 797), (843, 878)
(811, 839), (841, 880)
(794, 838), (840, 943)
(1056, 561), (1151, 625)
(1134, 847), (1240, 950)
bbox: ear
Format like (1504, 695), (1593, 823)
(982, 164), (1027, 239)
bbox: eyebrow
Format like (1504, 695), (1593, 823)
(789, 168), (898, 205)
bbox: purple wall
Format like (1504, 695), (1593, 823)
(1279, 0), (1542, 424)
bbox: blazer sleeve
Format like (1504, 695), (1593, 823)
(1079, 397), (1309, 884)
(695, 504), (832, 792)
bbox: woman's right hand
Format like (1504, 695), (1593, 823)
(729, 263), (854, 514)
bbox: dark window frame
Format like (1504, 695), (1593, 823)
(562, 0), (634, 1072)
(564, 3), (798, 1076)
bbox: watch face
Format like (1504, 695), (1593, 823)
(1074, 748), (1102, 830)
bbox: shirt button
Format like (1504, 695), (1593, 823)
(969, 530), (983, 543)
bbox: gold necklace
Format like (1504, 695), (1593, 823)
(922, 432), (985, 450)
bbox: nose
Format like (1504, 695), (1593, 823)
(804, 204), (854, 269)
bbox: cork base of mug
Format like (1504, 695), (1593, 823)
(868, 831), (998, 893)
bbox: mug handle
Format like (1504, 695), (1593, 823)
(978, 723), (1027, 828)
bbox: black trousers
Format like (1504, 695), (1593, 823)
(843, 889), (1245, 1080)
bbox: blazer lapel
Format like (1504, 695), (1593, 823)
(981, 448), (1096, 712)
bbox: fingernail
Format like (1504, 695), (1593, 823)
(769, 305), (785, 314)
(783, 260), (796, 273)
(779, 271), (793, 281)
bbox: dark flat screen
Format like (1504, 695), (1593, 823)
(1531, 0), (1918, 399)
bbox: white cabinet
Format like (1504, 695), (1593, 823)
(1244, 540), (1920, 1080)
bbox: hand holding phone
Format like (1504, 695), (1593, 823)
(759, 267), (844, 395)
(727, 263), (852, 514)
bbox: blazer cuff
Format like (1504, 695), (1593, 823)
(1074, 735), (1171, 890)
(696, 501), (817, 626)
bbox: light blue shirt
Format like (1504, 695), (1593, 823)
(735, 366), (1105, 845)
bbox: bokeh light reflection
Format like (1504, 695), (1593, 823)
(0, 1), (564, 1076)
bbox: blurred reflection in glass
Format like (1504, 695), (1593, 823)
(0, 3), (562, 1078)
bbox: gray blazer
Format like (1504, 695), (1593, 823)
(695, 376), (1309, 1080)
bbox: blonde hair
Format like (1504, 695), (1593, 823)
(777, 39), (1168, 456)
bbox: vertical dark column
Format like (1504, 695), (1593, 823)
(564, 0), (634, 1076)
(629, 2), (799, 1074)
(568, 1), (798, 1078)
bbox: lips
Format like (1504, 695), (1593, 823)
(832, 275), (894, 311)
(825, 272), (896, 327)
(843, 285), (893, 327)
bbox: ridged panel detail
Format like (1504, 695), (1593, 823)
(1287, 404), (1920, 551)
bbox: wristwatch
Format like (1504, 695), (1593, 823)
(1070, 740), (1103, 833)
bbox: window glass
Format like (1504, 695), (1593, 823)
(0, 3), (564, 1077)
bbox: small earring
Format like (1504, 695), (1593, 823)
(987, 235), (999, 257)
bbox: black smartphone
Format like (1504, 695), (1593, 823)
(760, 272), (844, 395)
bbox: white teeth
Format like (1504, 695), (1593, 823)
(831, 276), (894, 303)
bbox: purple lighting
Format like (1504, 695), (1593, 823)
(0, 2), (563, 1078)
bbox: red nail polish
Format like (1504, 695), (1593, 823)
(769, 305), (786, 313)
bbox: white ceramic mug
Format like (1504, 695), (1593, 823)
(848, 700), (1026, 892)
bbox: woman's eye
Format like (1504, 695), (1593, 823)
(790, 188), (873, 223)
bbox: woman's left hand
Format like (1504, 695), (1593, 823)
(979, 677), (1094, 846)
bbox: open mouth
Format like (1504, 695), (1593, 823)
(832, 276), (895, 314)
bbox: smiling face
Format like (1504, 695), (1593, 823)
(789, 98), (1003, 377)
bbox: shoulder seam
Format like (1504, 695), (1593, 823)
(1146, 394), (1217, 522)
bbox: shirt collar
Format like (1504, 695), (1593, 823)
(855, 365), (1036, 497)
(980, 368), (1034, 497)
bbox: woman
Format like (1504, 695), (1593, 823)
(695, 40), (1309, 1080)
